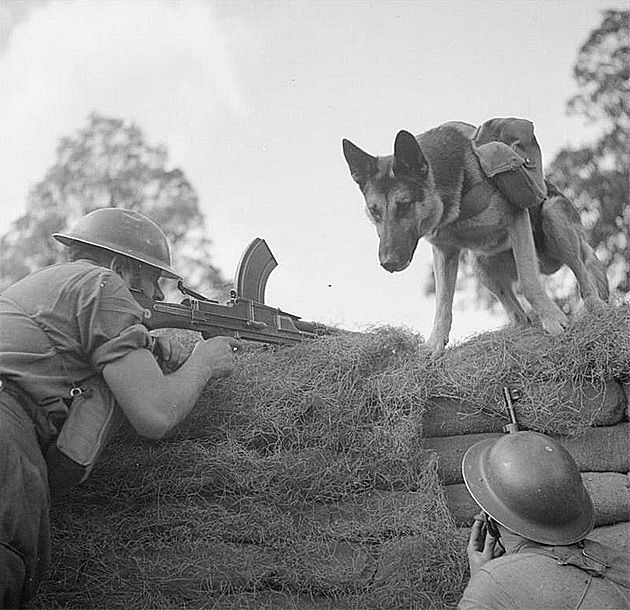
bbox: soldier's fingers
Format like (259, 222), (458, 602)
(468, 520), (482, 550)
(483, 531), (496, 557)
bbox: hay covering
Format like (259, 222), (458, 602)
(423, 304), (629, 436)
(36, 304), (630, 609)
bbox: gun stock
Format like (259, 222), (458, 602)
(138, 238), (332, 345)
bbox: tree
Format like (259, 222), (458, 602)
(0, 113), (230, 298)
(547, 9), (629, 299)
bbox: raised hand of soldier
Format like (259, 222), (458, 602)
(467, 513), (503, 577)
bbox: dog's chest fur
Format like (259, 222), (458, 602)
(419, 122), (516, 254)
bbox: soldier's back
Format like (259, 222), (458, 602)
(458, 539), (630, 609)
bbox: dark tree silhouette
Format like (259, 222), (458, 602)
(422, 9), (629, 309)
(0, 112), (230, 298)
(547, 9), (629, 299)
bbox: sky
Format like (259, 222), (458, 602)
(0, 0), (624, 343)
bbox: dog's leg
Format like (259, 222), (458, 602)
(582, 240), (610, 302)
(508, 209), (568, 334)
(427, 245), (460, 357)
(472, 251), (531, 325)
(540, 205), (609, 308)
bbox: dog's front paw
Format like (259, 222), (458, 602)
(426, 333), (448, 358)
(540, 310), (568, 336)
(417, 342), (433, 359)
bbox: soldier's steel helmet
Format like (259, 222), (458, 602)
(462, 431), (594, 545)
(53, 208), (180, 279)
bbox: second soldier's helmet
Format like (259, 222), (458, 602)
(462, 431), (594, 545)
(53, 208), (180, 279)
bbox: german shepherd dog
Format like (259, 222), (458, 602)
(342, 121), (608, 357)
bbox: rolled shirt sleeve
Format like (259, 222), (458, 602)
(90, 324), (153, 371)
(75, 271), (153, 372)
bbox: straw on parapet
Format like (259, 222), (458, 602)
(37, 326), (465, 609)
(35, 303), (629, 609)
(424, 303), (630, 436)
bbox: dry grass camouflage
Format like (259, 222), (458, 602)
(35, 303), (630, 609)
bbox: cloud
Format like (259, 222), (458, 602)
(0, 0), (49, 55)
(0, 0), (249, 232)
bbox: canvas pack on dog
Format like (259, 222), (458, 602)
(342, 118), (608, 356)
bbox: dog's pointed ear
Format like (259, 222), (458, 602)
(342, 139), (377, 185)
(393, 130), (428, 180)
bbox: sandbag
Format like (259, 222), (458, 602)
(560, 425), (630, 473)
(110, 538), (281, 593)
(556, 379), (626, 428)
(444, 471), (630, 527)
(266, 490), (453, 589)
(371, 534), (457, 588)
(426, 432), (501, 484)
(589, 521), (630, 553)
(426, 424), (630, 485)
(422, 398), (505, 437)
(285, 541), (374, 588)
(584, 472), (630, 527)
(455, 521), (630, 554)
(297, 489), (447, 532)
(422, 380), (626, 437)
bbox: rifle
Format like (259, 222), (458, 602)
(137, 238), (331, 345)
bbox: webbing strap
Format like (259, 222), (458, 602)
(524, 544), (609, 579)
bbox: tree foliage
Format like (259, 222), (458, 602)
(424, 9), (629, 309)
(547, 9), (629, 298)
(0, 113), (230, 297)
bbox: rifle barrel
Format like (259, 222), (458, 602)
(293, 319), (331, 334)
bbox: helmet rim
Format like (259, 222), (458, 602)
(462, 432), (594, 545)
(52, 232), (180, 279)
(52, 208), (180, 280)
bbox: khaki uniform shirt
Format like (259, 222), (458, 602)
(458, 538), (630, 609)
(0, 259), (152, 421)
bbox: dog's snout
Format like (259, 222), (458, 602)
(378, 234), (416, 273)
(381, 260), (400, 273)
(380, 253), (410, 272)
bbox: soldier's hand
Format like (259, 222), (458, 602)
(467, 514), (501, 578)
(153, 335), (188, 372)
(193, 336), (242, 379)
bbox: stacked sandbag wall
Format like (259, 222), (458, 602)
(424, 379), (630, 547)
(35, 307), (630, 609)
